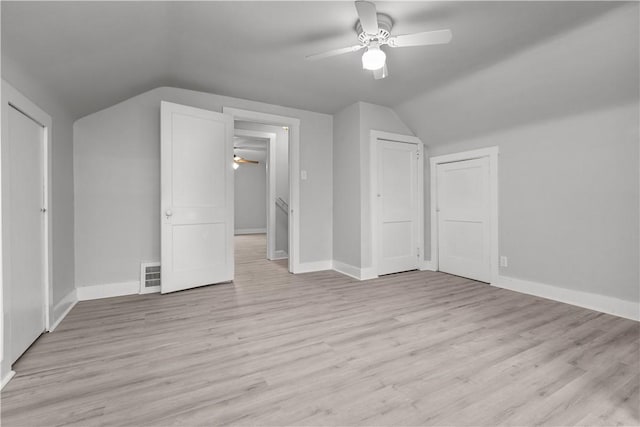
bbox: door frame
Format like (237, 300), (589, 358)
(222, 107), (300, 273)
(232, 128), (277, 260)
(430, 147), (499, 285)
(370, 130), (424, 278)
(1, 81), (53, 367)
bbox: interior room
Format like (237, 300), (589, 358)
(1, 1), (638, 426)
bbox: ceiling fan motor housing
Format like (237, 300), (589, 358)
(356, 13), (393, 45)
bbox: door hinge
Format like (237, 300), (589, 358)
(417, 247), (420, 258)
(417, 150), (420, 160)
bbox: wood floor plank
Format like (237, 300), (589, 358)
(2, 234), (638, 426)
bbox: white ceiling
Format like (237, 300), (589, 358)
(1, 1), (622, 119)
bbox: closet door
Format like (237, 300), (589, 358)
(5, 105), (46, 363)
(436, 157), (491, 282)
(377, 140), (420, 275)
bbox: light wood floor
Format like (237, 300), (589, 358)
(2, 234), (638, 426)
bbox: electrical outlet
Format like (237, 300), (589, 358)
(500, 256), (508, 268)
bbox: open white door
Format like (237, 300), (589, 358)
(436, 157), (491, 283)
(377, 140), (420, 275)
(161, 101), (234, 294)
(4, 105), (46, 363)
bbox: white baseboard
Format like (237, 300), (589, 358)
(359, 267), (377, 281)
(272, 250), (288, 260)
(332, 260), (362, 280)
(332, 261), (377, 281)
(139, 285), (160, 295)
(76, 281), (140, 301)
(332, 260), (437, 281)
(295, 260), (332, 273)
(496, 275), (639, 321)
(234, 228), (266, 235)
(419, 260), (436, 271)
(1, 370), (16, 390)
(49, 289), (78, 332)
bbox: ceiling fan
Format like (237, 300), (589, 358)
(306, 1), (452, 79)
(233, 155), (259, 170)
(234, 155), (259, 164)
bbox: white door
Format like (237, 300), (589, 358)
(436, 157), (491, 282)
(5, 105), (46, 363)
(161, 102), (234, 293)
(377, 140), (420, 275)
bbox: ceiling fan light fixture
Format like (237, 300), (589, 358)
(361, 42), (386, 71)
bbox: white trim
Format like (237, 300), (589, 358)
(223, 107), (301, 274)
(332, 261), (377, 281)
(369, 130), (424, 279)
(273, 250), (288, 260)
(1, 80), (54, 367)
(233, 128), (277, 259)
(332, 261), (362, 280)
(76, 281), (139, 301)
(295, 260), (332, 273)
(234, 228), (267, 235)
(1, 370), (16, 390)
(419, 260), (436, 271)
(359, 267), (378, 281)
(49, 289), (78, 332)
(430, 146), (499, 285)
(496, 275), (640, 321)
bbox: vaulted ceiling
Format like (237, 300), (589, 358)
(1, 1), (622, 119)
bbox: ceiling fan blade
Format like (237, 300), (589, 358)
(373, 63), (388, 80)
(305, 44), (364, 61)
(388, 29), (452, 48)
(235, 147), (265, 152)
(355, 1), (379, 35)
(236, 158), (259, 164)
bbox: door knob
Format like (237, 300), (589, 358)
(165, 209), (173, 219)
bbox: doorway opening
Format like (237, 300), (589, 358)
(232, 126), (288, 265)
(223, 107), (300, 274)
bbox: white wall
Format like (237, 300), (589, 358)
(73, 86), (332, 290)
(234, 150), (267, 233)
(1, 60), (76, 379)
(332, 103), (361, 268)
(394, 5), (639, 304)
(428, 105), (639, 303)
(332, 101), (415, 272)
